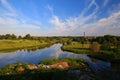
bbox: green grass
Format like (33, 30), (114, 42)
(88, 49), (120, 62)
(0, 58), (92, 80)
(63, 42), (90, 48)
(0, 58), (88, 75)
(0, 40), (54, 52)
(62, 42), (91, 54)
(62, 41), (120, 62)
(40, 58), (87, 66)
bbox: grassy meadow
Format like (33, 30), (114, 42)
(62, 42), (91, 54)
(0, 40), (53, 52)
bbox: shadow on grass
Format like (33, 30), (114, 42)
(0, 69), (80, 80)
(1, 68), (120, 80)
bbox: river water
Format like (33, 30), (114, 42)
(0, 43), (111, 72)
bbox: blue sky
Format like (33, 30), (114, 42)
(0, 0), (120, 36)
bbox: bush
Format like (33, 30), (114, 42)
(91, 42), (100, 52)
(100, 45), (109, 50)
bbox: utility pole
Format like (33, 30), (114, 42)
(84, 32), (85, 38)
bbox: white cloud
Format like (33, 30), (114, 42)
(0, 19), (41, 36)
(50, 16), (66, 31)
(73, 11), (120, 36)
(0, 0), (14, 12)
(49, 0), (99, 35)
(0, 0), (119, 36)
(0, 17), (41, 28)
(49, 0), (120, 36)
(80, 0), (99, 17)
(0, 17), (19, 26)
(0, 0), (17, 16)
(0, 0), (42, 35)
(108, 3), (120, 15)
(47, 5), (53, 12)
(98, 18), (107, 22)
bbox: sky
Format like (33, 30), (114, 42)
(0, 0), (120, 36)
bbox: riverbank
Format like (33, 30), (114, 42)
(61, 42), (120, 62)
(0, 58), (96, 80)
(0, 40), (54, 52)
(61, 42), (91, 54)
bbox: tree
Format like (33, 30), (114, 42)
(5, 34), (12, 39)
(18, 35), (22, 39)
(96, 37), (103, 44)
(11, 34), (17, 39)
(111, 37), (117, 47)
(24, 34), (31, 39)
(0, 35), (5, 39)
(91, 42), (100, 52)
(104, 35), (111, 48)
(73, 37), (81, 42)
(67, 39), (72, 45)
(81, 38), (85, 48)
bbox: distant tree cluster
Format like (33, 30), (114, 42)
(0, 34), (32, 40)
(73, 37), (88, 44)
(71, 35), (120, 48)
(95, 35), (119, 44)
(0, 34), (17, 39)
(94, 35), (120, 49)
(0, 34), (120, 48)
(64, 35), (120, 53)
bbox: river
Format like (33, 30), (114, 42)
(0, 43), (111, 73)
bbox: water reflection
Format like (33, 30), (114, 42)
(0, 43), (111, 72)
(87, 57), (111, 72)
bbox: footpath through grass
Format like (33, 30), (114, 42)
(0, 40), (54, 52)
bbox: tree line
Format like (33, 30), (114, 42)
(72, 35), (120, 46)
(0, 34), (32, 40)
(0, 34), (119, 47)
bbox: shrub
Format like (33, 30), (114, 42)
(100, 45), (109, 50)
(91, 42), (100, 52)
